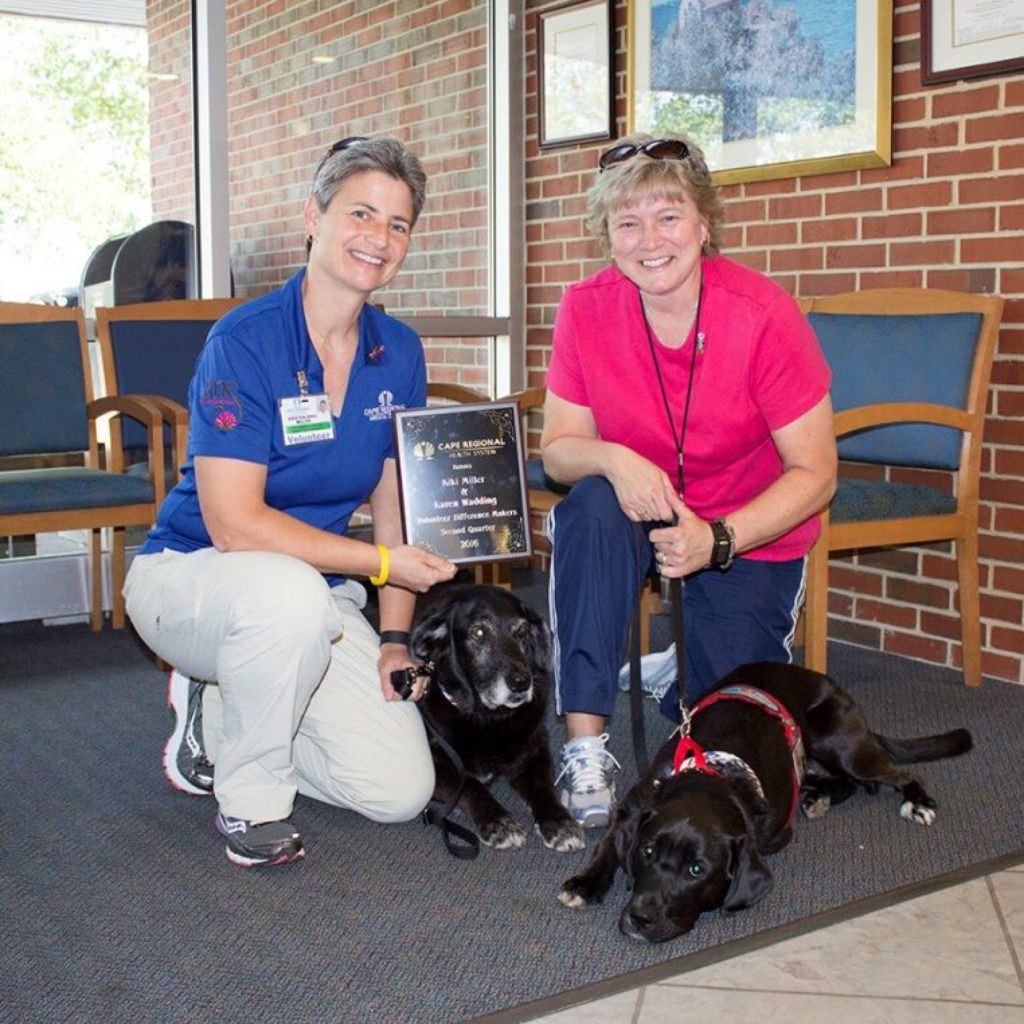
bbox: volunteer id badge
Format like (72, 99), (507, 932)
(280, 394), (335, 445)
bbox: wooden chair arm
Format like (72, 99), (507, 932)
(136, 394), (190, 484)
(426, 382), (489, 404)
(503, 385), (547, 412)
(833, 402), (972, 437)
(88, 394), (168, 505)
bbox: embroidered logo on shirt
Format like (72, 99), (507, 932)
(364, 389), (404, 421)
(201, 379), (243, 428)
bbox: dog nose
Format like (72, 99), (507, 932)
(509, 671), (530, 692)
(624, 905), (656, 931)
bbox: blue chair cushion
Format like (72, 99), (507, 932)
(831, 477), (957, 525)
(0, 321), (89, 456)
(809, 311), (981, 471)
(111, 318), (215, 451)
(526, 457), (570, 496)
(0, 467), (154, 515)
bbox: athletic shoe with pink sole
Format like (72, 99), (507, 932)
(215, 812), (305, 867)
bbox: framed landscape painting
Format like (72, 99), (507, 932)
(627, 0), (893, 185)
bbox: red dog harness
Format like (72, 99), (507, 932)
(672, 684), (806, 827)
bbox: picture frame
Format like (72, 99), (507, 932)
(921, 0), (1024, 85)
(538, 0), (614, 149)
(627, 0), (893, 186)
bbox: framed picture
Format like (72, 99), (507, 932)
(538, 0), (614, 149)
(922, 0), (1024, 85)
(627, 0), (893, 185)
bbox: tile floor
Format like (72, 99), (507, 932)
(535, 866), (1024, 1022)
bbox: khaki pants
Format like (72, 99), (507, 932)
(124, 548), (434, 824)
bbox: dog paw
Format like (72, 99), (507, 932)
(558, 874), (605, 908)
(900, 800), (937, 826)
(480, 816), (528, 849)
(801, 793), (832, 819)
(535, 819), (585, 853)
(558, 888), (587, 908)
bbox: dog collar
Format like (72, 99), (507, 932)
(685, 684), (806, 827)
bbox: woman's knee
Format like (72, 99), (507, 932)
(329, 752), (435, 824)
(362, 766), (435, 824)
(553, 476), (626, 532)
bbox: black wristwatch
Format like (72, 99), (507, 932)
(709, 518), (736, 571)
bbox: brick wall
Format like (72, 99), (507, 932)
(147, 0), (194, 223)
(147, 0), (492, 389)
(523, 0), (1024, 683)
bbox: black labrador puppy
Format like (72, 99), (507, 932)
(410, 584), (584, 853)
(559, 661), (972, 942)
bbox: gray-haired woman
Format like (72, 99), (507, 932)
(542, 134), (837, 827)
(125, 135), (456, 867)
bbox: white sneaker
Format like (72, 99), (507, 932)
(618, 643), (678, 699)
(555, 733), (621, 828)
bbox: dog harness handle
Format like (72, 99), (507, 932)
(672, 736), (714, 776)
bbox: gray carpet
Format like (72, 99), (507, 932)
(3, 584), (1024, 1024)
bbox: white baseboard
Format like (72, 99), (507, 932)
(0, 545), (137, 625)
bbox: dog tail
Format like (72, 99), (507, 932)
(876, 729), (973, 764)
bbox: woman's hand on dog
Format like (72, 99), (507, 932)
(386, 545), (457, 593)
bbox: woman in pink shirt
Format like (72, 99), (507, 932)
(542, 135), (837, 828)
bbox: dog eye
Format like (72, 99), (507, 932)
(687, 862), (704, 878)
(470, 625), (488, 640)
(640, 843), (655, 860)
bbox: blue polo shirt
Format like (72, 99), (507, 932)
(140, 268), (427, 573)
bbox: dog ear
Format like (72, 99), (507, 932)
(722, 833), (773, 912)
(617, 808), (652, 880)
(410, 599), (453, 663)
(525, 605), (552, 673)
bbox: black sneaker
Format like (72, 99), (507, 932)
(214, 812), (305, 868)
(162, 670), (214, 796)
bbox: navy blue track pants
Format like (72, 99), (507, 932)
(547, 476), (806, 723)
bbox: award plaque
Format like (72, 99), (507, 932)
(392, 400), (533, 565)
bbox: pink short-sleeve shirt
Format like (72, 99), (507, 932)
(546, 255), (831, 560)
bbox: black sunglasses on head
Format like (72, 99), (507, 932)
(326, 136), (369, 156)
(598, 139), (691, 172)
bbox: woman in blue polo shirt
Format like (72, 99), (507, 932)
(124, 136), (457, 868)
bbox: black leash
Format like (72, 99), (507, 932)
(627, 535), (688, 778)
(627, 528), (654, 777)
(391, 664), (480, 860)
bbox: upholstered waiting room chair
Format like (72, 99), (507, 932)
(803, 287), (1004, 687)
(506, 385), (568, 524)
(94, 298), (243, 481)
(0, 302), (167, 630)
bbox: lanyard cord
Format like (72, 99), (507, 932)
(639, 270), (704, 496)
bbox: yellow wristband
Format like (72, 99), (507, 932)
(369, 544), (390, 587)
